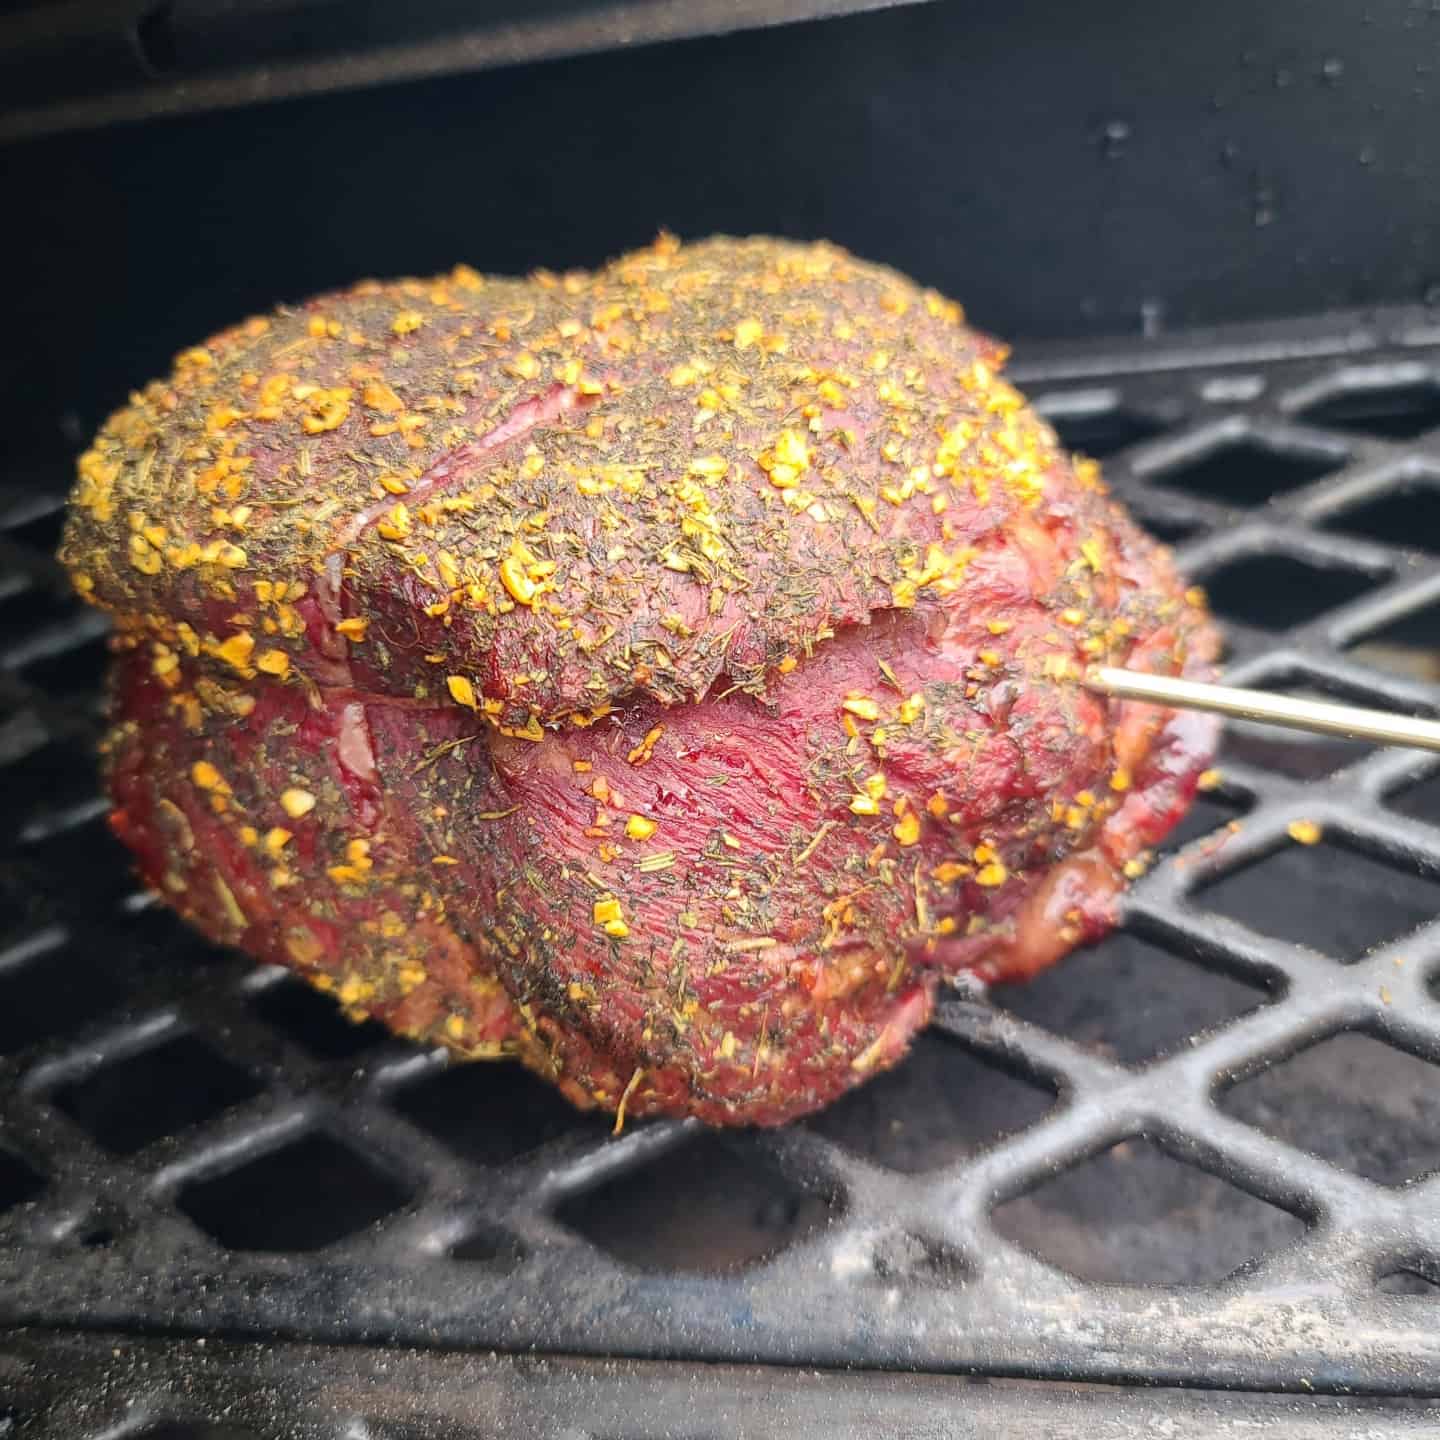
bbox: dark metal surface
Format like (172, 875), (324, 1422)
(0, 0), (930, 141)
(4, 310), (1440, 1431)
(9, 0), (1440, 464)
(5, 1329), (1440, 1439)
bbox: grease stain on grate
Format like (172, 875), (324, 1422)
(991, 1138), (1308, 1284)
(995, 932), (1272, 1066)
(0, 1146), (44, 1213)
(1298, 380), (1440, 441)
(1321, 474), (1440, 555)
(392, 1059), (605, 1166)
(556, 1133), (840, 1274)
(52, 1034), (261, 1156)
(1194, 837), (1440, 961)
(1151, 436), (1343, 506)
(1199, 553), (1378, 632)
(1219, 1031), (1440, 1186)
(805, 1033), (1054, 1173)
(868, 1231), (970, 1286)
(251, 976), (390, 1061)
(177, 1133), (412, 1252)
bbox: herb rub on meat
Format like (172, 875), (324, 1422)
(61, 235), (1219, 1126)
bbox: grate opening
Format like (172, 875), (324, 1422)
(1, 740), (101, 842)
(1156, 788), (1249, 854)
(1347, 599), (1440, 684)
(1378, 1268), (1440, 1296)
(104, 902), (232, 978)
(392, 1058), (605, 1166)
(1198, 552), (1378, 631)
(1321, 475), (1440, 555)
(1140, 514), (1205, 545)
(995, 931), (1272, 1067)
(447, 1224), (524, 1266)
(1385, 769), (1440, 829)
(1298, 381), (1440, 441)
(991, 1137), (1308, 1284)
(1047, 408), (1168, 459)
(176, 1133), (412, 1252)
(555, 1132), (840, 1274)
(23, 817), (135, 908)
(0, 583), (67, 639)
(0, 870), (57, 941)
(1194, 834), (1440, 961)
(1219, 1030), (1440, 1186)
(51, 1034), (261, 1156)
(0, 937), (128, 1055)
(1219, 676), (1387, 779)
(1151, 437), (1343, 507)
(805, 1033), (1055, 1173)
(251, 976), (390, 1060)
(0, 1145), (44, 1213)
(0, 504), (65, 554)
(15, 634), (109, 703)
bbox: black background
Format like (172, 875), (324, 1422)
(5, 0), (1440, 465)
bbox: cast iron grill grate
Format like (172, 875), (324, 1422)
(5, 308), (1440, 1433)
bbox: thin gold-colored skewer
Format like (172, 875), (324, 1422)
(1086, 665), (1440, 756)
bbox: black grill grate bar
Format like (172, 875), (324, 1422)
(1296, 454), (1440, 519)
(1175, 523), (1399, 584)
(1321, 575), (1440, 651)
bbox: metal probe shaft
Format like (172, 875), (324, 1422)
(1086, 665), (1440, 756)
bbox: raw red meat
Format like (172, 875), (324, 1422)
(62, 235), (1218, 1126)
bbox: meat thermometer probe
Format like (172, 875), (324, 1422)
(1086, 666), (1440, 756)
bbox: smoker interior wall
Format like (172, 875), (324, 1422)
(4, 0), (1439, 463)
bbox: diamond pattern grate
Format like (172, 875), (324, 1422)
(5, 310), (1440, 1432)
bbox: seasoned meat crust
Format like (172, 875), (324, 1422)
(61, 235), (1218, 1125)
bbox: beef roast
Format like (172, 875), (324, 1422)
(61, 235), (1218, 1126)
